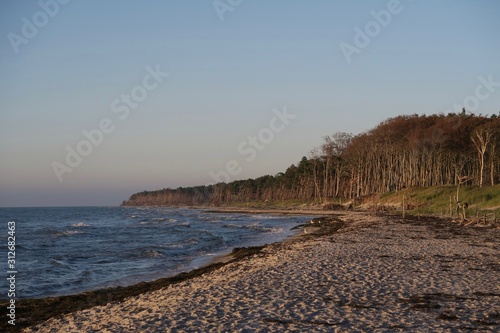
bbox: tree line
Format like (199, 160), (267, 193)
(122, 111), (500, 206)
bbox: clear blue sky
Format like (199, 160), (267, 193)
(1, 0), (499, 207)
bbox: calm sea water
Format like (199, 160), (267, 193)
(0, 207), (310, 299)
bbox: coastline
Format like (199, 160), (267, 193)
(199, 207), (324, 266)
(1, 208), (321, 332)
(4, 210), (499, 332)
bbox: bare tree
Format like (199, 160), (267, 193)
(334, 134), (350, 197)
(320, 136), (334, 200)
(309, 148), (323, 202)
(471, 128), (493, 187)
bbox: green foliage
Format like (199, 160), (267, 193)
(380, 185), (500, 216)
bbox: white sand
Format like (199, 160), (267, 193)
(25, 212), (499, 332)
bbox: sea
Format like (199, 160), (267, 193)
(0, 206), (311, 299)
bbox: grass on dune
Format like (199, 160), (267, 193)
(380, 184), (500, 217)
(220, 185), (500, 218)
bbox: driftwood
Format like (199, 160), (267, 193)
(322, 202), (354, 211)
(462, 212), (498, 227)
(456, 202), (469, 221)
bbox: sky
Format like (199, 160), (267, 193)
(0, 0), (499, 207)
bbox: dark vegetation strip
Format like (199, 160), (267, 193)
(122, 113), (500, 207)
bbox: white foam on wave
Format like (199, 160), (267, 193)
(143, 250), (163, 258)
(50, 259), (69, 267)
(263, 227), (283, 234)
(71, 222), (91, 227)
(164, 243), (184, 249)
(56, 230), (85, 236)
(250, 215), (286, 220)
(142, 218), (179, 223)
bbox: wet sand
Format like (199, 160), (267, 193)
(14, 212), (500, 332)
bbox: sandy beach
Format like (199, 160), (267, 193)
(21, 211), (500, 332)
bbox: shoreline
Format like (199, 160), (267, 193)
(5, 210), (499, 332)
(201, 207), (323, 266)
(1, 208), (324, 332)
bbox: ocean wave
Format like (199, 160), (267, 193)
(224, 222), (261, 230)
(71, 222), (91, 227)
(139, 218), (180, 225)
(151, 218), (178, 222)
(140, 249), (164, 258)
(126, 247), (166, 259)
(163, 243), (184, 249)
(250, 215), (287, 220)
(223, 223), (247, 229)
(49, 259), (70, 267)
(78, 270), (93, 283)
(55, 230), (85, 237)
(197, 214), (238, 222)
(222, 223), (284, 234)
(262, 227), (284, 234)
(185, 238), (199, 245)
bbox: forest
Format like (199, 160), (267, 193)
(122, 111), (500, 207)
